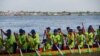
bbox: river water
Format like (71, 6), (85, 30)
(0, 15), (100, 40)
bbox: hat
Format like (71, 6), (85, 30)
(69, 29), (73, 32)
(19, 29), (24, 33)
(31, 29), (36, 34)
(46, 27), (51, 30)
(6, 29), (11, 34)
(54, 29), (58, 33)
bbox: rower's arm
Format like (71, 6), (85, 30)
(1, 29), (7, 36)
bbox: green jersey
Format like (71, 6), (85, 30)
(77, 34), (84, 47)
(51, 34), (62, 45)
(28, 33), (40, 50)
(18, 34), (28, 49)
(87, 32), (94, 46)
(5, 34), (16, 53)
(67, 33), (75, 48)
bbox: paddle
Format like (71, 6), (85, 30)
(97, 42), (100, 48)
(55, 45), (64, 56)
(0, 29), (3, 41)
(78, 46), (81, 54)
(0, 29), (4, 46)
(14, 33), (23, 56)
(95, 35), (100, 48)
(42, 30), (46, 42)
(35, 49), (41, 56)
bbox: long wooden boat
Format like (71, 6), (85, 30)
(0, 47), (100, 56)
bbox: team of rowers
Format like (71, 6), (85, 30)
(0, 25), (100, 54)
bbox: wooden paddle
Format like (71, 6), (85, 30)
(97, 41), (100, 48)
(78, 46), (81, 54)
(42, 30), (46, 42)
(35, 49), (41, 56)
(55, 45), (64, 56)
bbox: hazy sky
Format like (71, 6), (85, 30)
(0, 0), (100, 12)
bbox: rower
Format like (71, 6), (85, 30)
(95, 25), (100, 44)
(27, 29), (40, 52)
(1, 29), (16, 53)
(67, 29), (75, 49)
(66, 27), (70, 34)
(0, 34), (3, 52)
(77, 26), (81, 33)
(51, 29), (62, 50)
(42, 39), (51, 52)
(57, 28), (65, 49)
(44, 27), (52, 45)
(18, 29), (28, 52)
(87, 25), (95, 47)
(77, 29), (85, 48)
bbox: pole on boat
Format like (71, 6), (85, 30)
(35, 50), (41, 56)
(42, 30), (45, 42)
(0, 29), (3, 41)
(70, 47), (73, 54)
(78, 46), (81, 54)
(56, 45), (64, 56)
(14, 33), (23, 56)
(97, 41), (100, 48)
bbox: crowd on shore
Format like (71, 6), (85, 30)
(0, 25), (100, 54)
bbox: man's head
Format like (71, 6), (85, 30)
(57, 28), (61, 33)
(6, 29), (11, 36)
(68, 29), (73, 34)
(19, 29), (24, 35)
(54, 29), (58, 35)
(77, 26), (81, 31)
(46, 27), (51, 32)
(66, 27), (70, 31)
(31, 29), (36, 37)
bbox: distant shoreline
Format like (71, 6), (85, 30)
(0, 11), (100, 16)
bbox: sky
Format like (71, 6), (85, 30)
(0, 0), (100, 12)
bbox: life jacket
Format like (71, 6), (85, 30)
(5, 34), (16, 53)
(67, 33), (75, 48)
(6, 34), (16, 45)
(77, 34), (84, 48)
(43, 42), (51, 51)
(58, 32), (64, 44)
(87, 32), (94, 46)
(28, 33), (40, 50)
(51, 34), (62, 45)
(18, 34), (28, 49)
(45, 31), (52, 39)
